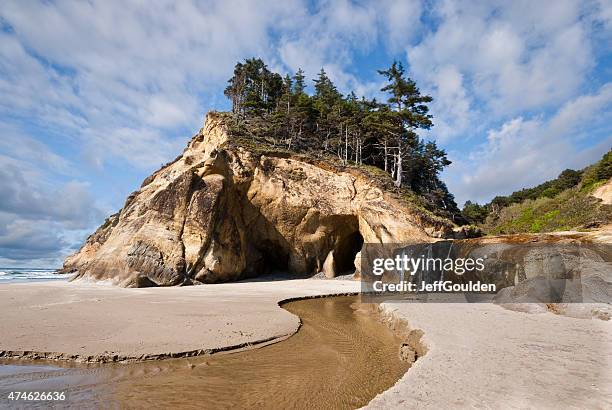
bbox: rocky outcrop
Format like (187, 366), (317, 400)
(62, 112), (452, 287)
(360, 229), (611, 318)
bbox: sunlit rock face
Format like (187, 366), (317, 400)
(61, 112), (452, 287)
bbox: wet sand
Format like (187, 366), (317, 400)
(0, 296), (409, 409)
(0, 279), (359, 361)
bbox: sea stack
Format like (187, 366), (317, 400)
(60, 112), (453, 287)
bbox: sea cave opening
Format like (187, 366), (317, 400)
(333, 231), (364, 274)
(258, 239), (290, 273)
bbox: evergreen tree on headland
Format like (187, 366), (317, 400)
(292, 68), (306, 96)
(224, 57), (460, 218)
(377, 61), (436, 188)
(224, 58), (283, 115)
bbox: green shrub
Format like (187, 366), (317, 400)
(597, 150), (612, 180)
(484, 187), (611, 234)
(581, 150), (612, 192)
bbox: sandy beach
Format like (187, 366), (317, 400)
(0, 279), (359, 361)
(369, 302), (612, 409)
(1, 279), (611, 408)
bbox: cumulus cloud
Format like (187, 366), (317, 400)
(426, 65), (474, 143)
(0, 215), (68, 261)
(0, 131), (105, 265)
(0, 0), (304, 170)
(408, 0), (596, 140)
(597, 0), (612, 31)
(0, 165), (98, 227)
(276, 0), (423, 95)
(447, 83), (612, 205)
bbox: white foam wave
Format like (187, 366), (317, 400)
(0, 268), (70, 283)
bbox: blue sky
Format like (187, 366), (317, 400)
(0, 0), (611, 267)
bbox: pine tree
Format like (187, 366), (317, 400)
(269, 75), (294, 146)
(224, 62), (246, 115)
(312, 68), (341, 150)
(313, 69), (340, 106)
(292, 69), (306, 96)
(378, 61), (434, 187)
(290, 93), (315, 150)
(224, 58), (282, 115)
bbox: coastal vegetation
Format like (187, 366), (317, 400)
(462, 150), (612, 233)
(223, 58), (461, 220)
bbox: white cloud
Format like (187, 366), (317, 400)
(0, 157), (104, 228)
(597, 0), (612, 31)
(0, 124), (71, 174)
(277, 0), (378, 89)
(0, 138), (105, 265)
(86, 125), (187, 170)
(146, 96), (193, 128)
(426, 65), (473, 143)
(548, 83), (612, 136)
(0, 215), (67, 262)
(447, 83), (612, 205)
(276, 0), (423, 95)
(408, 0), (595, 140)
(0, 0), (305, 169)
(379, 0), (422, 51)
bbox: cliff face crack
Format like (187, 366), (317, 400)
(349, 177), (358, 202)
(177, 172), (205, 279)
(177, 198), (191, 280)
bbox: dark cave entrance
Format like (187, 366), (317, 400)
(333, 231), (364, 274)
(258, 239), (290, 273)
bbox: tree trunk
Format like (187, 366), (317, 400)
(359, 139), (363, 164)
(395, 146), (403, 188)
(384, 139), (388, 172)
(344, 125), (348, 165)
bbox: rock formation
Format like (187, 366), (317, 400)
(62, 112), (453, 287)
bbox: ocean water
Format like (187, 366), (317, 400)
(0, 268), (72, 283)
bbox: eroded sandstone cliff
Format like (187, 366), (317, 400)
(62, 112), (453, 287)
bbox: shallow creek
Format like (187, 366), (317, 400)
(0, 296), (410, 409)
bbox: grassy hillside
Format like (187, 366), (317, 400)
(483, 186), (610, 234)
(465, 150), (612, 234)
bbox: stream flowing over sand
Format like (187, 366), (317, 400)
(0, 296), (410, 409)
